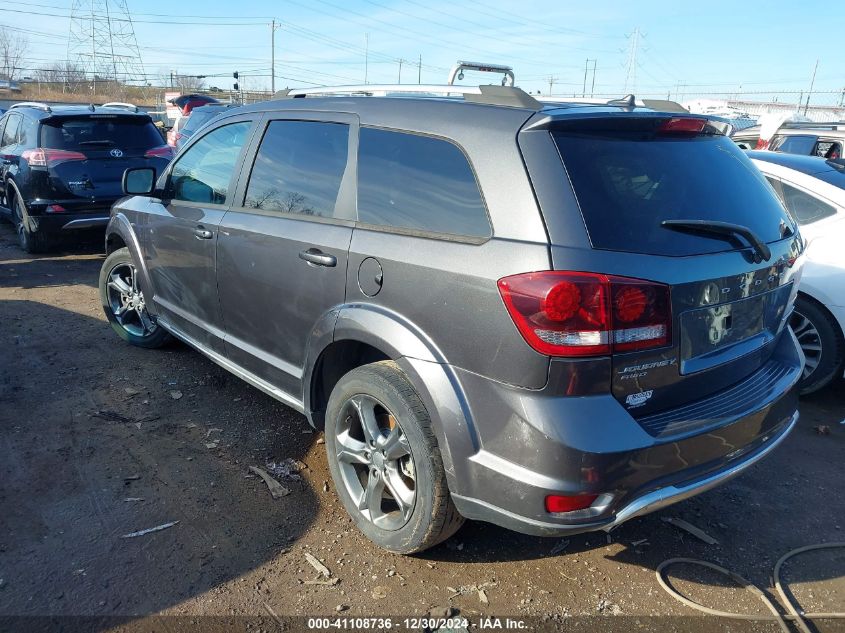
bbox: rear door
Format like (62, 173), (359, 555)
(143, 117), (256, 352)
(216, 113), (355, 398)
(523, 115), (803, 418)
(38, 115), (170, 207)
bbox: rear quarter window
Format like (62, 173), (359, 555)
(40, 116), (163, 150)
(553, 129), (794, 256)
(357, 127), (491, 239)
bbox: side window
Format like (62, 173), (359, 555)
(779, 181), (838, 225)
(244, 120), (349, 217)
(764, 176), (784, 201)
(169, 121), (251, 205)
(771, 135), (818, 155)
(357, 128), (490, 238)
(17, 117), (35, 146)
(815, 141), (841, 159)
(1, 114), (21, 148)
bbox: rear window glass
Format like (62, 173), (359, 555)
(182, 109), (220, 134)
(553, 130), (794, 256)
(40, 116), (162, 150)
(357, 128), (490, 238)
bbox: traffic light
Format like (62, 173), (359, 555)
(233, 71), (239, 91)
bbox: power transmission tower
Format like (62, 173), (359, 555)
(623, 27), (640, 94)
(67, 0), (146, 94)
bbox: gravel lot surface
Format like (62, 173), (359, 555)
(0, 222), (843, 632)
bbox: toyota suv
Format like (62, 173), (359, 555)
(0, 102), (173, 252)
(99, 85), (805, 553)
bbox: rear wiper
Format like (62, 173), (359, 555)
(661, 219), (772, 263)
(78, 140), (115, 146)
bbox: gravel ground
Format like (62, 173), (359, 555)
(0, 221), (843, 633)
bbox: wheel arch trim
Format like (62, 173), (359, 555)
(104, 213), (157, 313)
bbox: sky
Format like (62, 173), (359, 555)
(0, 0), (842, 103)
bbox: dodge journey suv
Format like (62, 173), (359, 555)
(99, 85), (804, 553)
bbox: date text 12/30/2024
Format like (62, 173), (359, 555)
(306, 616), (528, 629)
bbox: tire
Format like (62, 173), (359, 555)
(99, 247), (171, 349)
(325, 361), (464, 554)
(11, 189), (48, 253)
(791, 295), (844, 395)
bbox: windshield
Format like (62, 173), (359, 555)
(553, 130), (795, 256)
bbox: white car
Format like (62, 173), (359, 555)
(749, 151), (845, 393)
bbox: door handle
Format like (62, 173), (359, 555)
(193, 226), (213, 240)
(298, 248), (337, 267)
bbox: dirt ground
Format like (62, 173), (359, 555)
(1, 221), (843, 633)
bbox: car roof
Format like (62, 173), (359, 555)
(748, 150), (845, 189)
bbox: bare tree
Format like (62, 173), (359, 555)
(176, 75), (205, 92)
(0, 27), (28, 82)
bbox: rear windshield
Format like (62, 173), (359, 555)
(40, 116), (163, 150)
(553, 129), (795, 256)
(182, 109), (220, 134)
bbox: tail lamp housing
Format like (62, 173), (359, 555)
(22, 148), (86, 168)
(498, 271), (671, 357)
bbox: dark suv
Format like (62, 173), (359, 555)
(99, 86), (805, 553)
(0, 102), (173, 252)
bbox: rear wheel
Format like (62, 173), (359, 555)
(325, 361), (464, 554)
(11, 190), (48, 253)
(99, 247), (171, 348)
(790, 295), (844, 395)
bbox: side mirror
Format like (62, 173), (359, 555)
(122, 167), (156, 195)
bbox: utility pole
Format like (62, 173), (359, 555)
(548, 75), (557, 96)
(582, 58), (596, 97)
(418, 54), (422, 84)
(590, 59), (597, 97)
(398, 59), (404, 84)
(364, 33), (369, 84)
(623, 27), (640, 94)
(804, 58), (819, 116)
(270, 19), (278, 94)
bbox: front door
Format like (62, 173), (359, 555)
(143, 118), (255, 352)
(216, 114), (356, 399)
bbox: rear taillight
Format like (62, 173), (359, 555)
(497, 271), (671, 357)
(45, 204), (67, 214)
(145, 145), (174, 159)
(755, 138), (770, 150)
(22, 148), (86, 168)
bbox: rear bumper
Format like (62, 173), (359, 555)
(448, 329), (803, 537)
(27, 210), (112, 233)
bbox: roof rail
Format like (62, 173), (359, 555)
(273, 83), (542, 110)
(102, 101), (139, 112)
(782, 121), (845, 130)
(10, 101), (52, 112)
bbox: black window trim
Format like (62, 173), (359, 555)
(354, 124), (493, 245)
(227, 110), (359, 227)
(162, 114), (258, 210)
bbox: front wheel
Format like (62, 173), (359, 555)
(790, 296), (844, 395)
(99, 247), (171, 348)
(325, 361), (464, 554)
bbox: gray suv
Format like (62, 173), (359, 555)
(99, 86), (805, 553)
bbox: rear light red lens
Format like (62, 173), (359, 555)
(755, 138), (770, 150)
(45, 204), (67, 214)
(22, 148), (86, 167)
(658, 117), (707, 135)
(145, 145), (174, 159)
(498, 271), (671, 357)
(545, 493), (598, 513)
